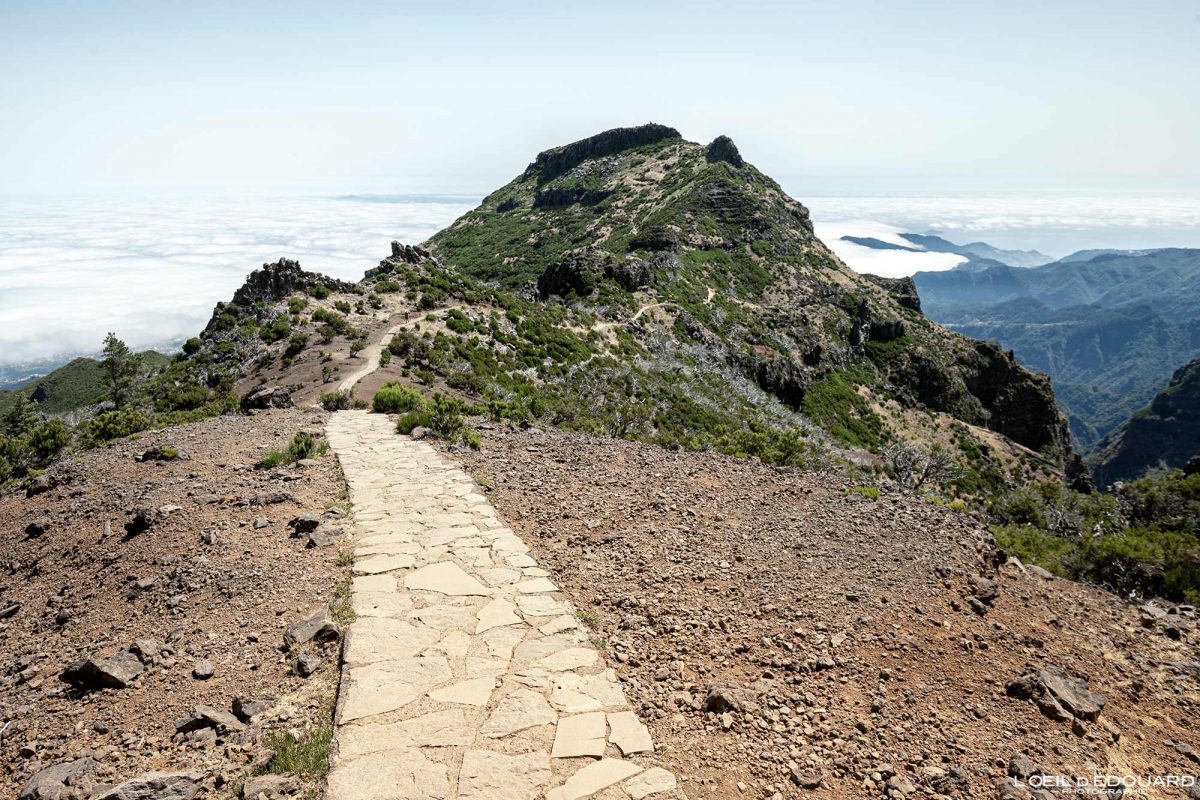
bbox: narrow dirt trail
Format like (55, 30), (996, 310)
(323, 411), (682, 800)
(337, 305), (464, 395)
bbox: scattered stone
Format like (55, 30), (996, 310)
(287, 513), (322, 535)
(1007, 667), (1106, 721)
(124, 507), (161, 537)
(18, 758), (95, 800)
(24, 520), (47, 538)
(292, 652), (320, 677)
(253, 517), (270, 529)
(92, 771), (199, 800)
(191, 659), (215, 680)
(130, 639), (160, 665)
(306, 524), (341, 548)
(284, 608), (340, 647)
(61, 652), (144, 691)
(241, 386), (293, 411)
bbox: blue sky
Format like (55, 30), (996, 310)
(2, 0), (1198, 194)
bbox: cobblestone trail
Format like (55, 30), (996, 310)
(325, 411), (682, 800)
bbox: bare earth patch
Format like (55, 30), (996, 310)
(455, 426), (1199, 799)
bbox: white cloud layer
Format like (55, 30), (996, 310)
(0, 195), (475, 366)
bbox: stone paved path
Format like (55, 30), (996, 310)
(325, 411), (682, 800)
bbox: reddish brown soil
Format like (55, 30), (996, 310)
(0, 409), (348, 799)
(455, 426), (1200, 799)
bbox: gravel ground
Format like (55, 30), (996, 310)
(455, 425), (1200, 800)
(0, 409), (349, 799)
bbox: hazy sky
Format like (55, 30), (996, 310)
(2, 0), (1198, 195)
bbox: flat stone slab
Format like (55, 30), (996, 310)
(547, 759), (643, 800)
(458, 750), (551, 800)
(480, 689), (558, 738)
(338, 657), (452, 722)
(327, 748), (449, 800)
(428, 676), (496, 707)
(404, 561), (490, 596)
(608, 710), (654, 755)
(551, 711), (607, 758)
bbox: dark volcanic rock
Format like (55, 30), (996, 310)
(536, 250), (653, 299)
(1007, 667), (1105, 721)
(19, 758), (96, 799)
(705, 135), (744, 166)
(93, 771), (199, 800)
(241, 386), (293, 411)
(526, 123), (681, 182)
(61, 652), (144, 691)
(284, 608), (340, 647)
(230, 258), (352, 308)
(863, 274), (923, 313)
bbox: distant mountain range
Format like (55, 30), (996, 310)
(0, 351), (170, 417)
(840, 232), (1052, 269)
(908, 247), (1200, 468)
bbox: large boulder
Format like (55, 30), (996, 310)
(18, 758), (95, 799)
(60, 652), (144, 691)
(93, 772), (199, 800)
(1006, 667), (1106, 721)
(231, 258), (351, 307)
(241, 386), (293, 411)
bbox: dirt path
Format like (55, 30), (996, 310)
(337, 306), (464, 396)
(323, 411), (682, 800)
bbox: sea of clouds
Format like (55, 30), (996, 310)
(3, 191), (1198, 376)
(0, 194), (475, 374)
(805, 192), (1200, 278)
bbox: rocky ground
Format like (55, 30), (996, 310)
(455, 426), (1200, 799)
(0, 409), (351, 800)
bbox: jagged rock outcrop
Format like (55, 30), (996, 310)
(536, 250), (653, 299)
(1092, 354), (1200, 485)
(863, 274), (922, 313)
(524, 123), (681, 182)
(230, 258), (352, 308)
(705, 135), (744, 166)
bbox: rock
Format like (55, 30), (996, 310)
(703, 683), (757, 713)
(241, 386), (293, 411)
(61, 652), (144, 691)
(410, 426), (431, 441)
(705, 135), (744, 166)
(232, 696), (276, 723)
(230, 258), (353, 308)
(790, 767), (822, 789)
(253, 517), (269, 529)
(25, 474), (55, 497)
(306, 524), (341, 548)
(18, 758), (95, 799)
(284, 608), (340, 647)
(968, 574), (999, 605)
(1, 602), (20, 619)
(25, 520), (47, 538)
(292, 652), (320, 677)
(92, 771), (199, 800)
(130, 640), (160, 665)
(175, 705), (246, 734)
(139, 446), (186, 462)
(123, 507), (161, 537)
(287, 513), (322, 534)
(241, 774), (300, 799)
(1006, 667), (1105, 721)
(251, 490), (294, 506)
(191, 660), (215, 680)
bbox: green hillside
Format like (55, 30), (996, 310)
(0, 351), (171, 416)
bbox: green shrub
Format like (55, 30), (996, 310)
(428, 393), (466, 439)
(256, 724), (333, 780)
(183, 337), (203, 355)
(308, 285), (331, 300)
(372, 383), (426, 414)
(379, 349), (392, 367)
(334, 300), (352, 314)
(260, 316), (291, 343)
(258, 432), (325, 468)
(287, 296), (309, 314)
(396, 410), (432, 434)
(320, 390), (352, 411)
(78, 408), (154, 448)
(462, 430), (482, 450)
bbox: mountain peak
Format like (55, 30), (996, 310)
(705, 134), (744, 166)
(524, 123), (682, 182)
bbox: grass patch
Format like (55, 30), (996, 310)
(255, 724), (334, 781)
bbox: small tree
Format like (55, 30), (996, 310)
(883, 441), (963, 491)
(101, 333), (142, 409)
(3, 394), (40, 438)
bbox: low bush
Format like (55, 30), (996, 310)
(372, 383), (426, 414)
(320, 390), (352, 411)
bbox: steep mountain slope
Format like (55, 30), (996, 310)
(913, 249), (1200, 448)
(422, 124), (1074, 480)
(0, 351), (170, 417)
(1091, 354), (1200, 485)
